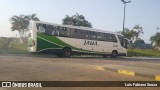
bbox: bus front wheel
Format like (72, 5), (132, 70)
(62, 48), (72, 57)
(111, 50), (117, 58)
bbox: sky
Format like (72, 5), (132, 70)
(0, 0), (160, 43)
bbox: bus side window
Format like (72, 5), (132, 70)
(54, 26), (60, 36)
(105, 33), (110, 41)
(36, 23), (40, 30)
(70, 28), (74, 38)
(111, 34), (117, 42)
(51, 25), (56, 35)
(88, 31), (93, 40)
(58, 26), (62, 36)
(107, 34), (113, 42)
(64, 27), (69, 37)
(104, 33), (107, 41)
(84, 31), (89, 39)
(74, 29), (79, 38)
(102, 33), (106, 41)
(47, 25), (54, 35)
(36, 23), (46, 33)
(62, 27), (68, 37)
(42, 24), (48, 34)
(97, 32), (100, 41)
(59, 27), (64, 37)
(81, 30), (85, 39)
(76, 29), (81, 39)
(90, 31), (96, 40)
(38, 25), (46, 33)
(79, 30), (82, 39)
(105, 33), (114, 42)
(66, 28), (71, 37)
(92, 32), (97, 40)
(97, 32), (104, 41)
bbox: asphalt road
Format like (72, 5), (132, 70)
(0, 54), (159, 90)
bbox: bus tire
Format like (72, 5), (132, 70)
(111, 50), (118, 58)
(62, 48), (72, 57)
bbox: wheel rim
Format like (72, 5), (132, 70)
(64, 49), (71, 57)
(112, 51), (117, 57)
(113, 53), (116, 56)
(65, 51), (70, 56)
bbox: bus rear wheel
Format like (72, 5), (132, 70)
(62, 48), (72, 57)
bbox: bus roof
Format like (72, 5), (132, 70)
(31, 21), (120, 35)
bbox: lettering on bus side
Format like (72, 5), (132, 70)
(84, 40), (97, 45)
(113, 45), (118, 47)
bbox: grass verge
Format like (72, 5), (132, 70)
(128, 49), (160, 57)
(8, 43), (28, 54)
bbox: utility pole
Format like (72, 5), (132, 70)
(121, 0), (131, 33)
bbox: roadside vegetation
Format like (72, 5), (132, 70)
(128, 49), (160, 57)
(0, 38), (28, 54)
(8, 43), (28, 54)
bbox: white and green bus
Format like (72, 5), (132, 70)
(28, 21), (128, 57)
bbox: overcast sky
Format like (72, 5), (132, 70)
(0, 0), (160, 43)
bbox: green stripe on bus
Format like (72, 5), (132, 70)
(37, 32), (89, 52)
(37, 36), (62, 51)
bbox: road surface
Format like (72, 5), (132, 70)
(0, 54), (159, 90)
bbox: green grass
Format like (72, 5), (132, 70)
(128, 49), (160, 57)
(8, 43), (28, 54)
(0, 39), (4, 49)
(0, 39), (8, 52)
(0, 38), (28, 54)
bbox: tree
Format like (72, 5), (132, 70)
(10, 15), (28, 37)
(62, 13), (92, 27)
(25, 13), (40, 21)
(119, 25), (144, 41)
(120, 28), (135, 40)
(132, 25), (144, 41)
(150, 33), (160, 47)
(10, 14), (40, 43)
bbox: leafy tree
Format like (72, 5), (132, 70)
(119, 25), (144, 42)
(25, 13), (40, 21)
(150, 33), (160, 47)
(10, 14), (40, 42)
(10, 15), (28, 37)
(62, 13), (92, 27)
(120, 28), (135, 40)
(132, 25), (144, 41)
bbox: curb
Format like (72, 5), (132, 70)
(95, 66), (160, 81)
